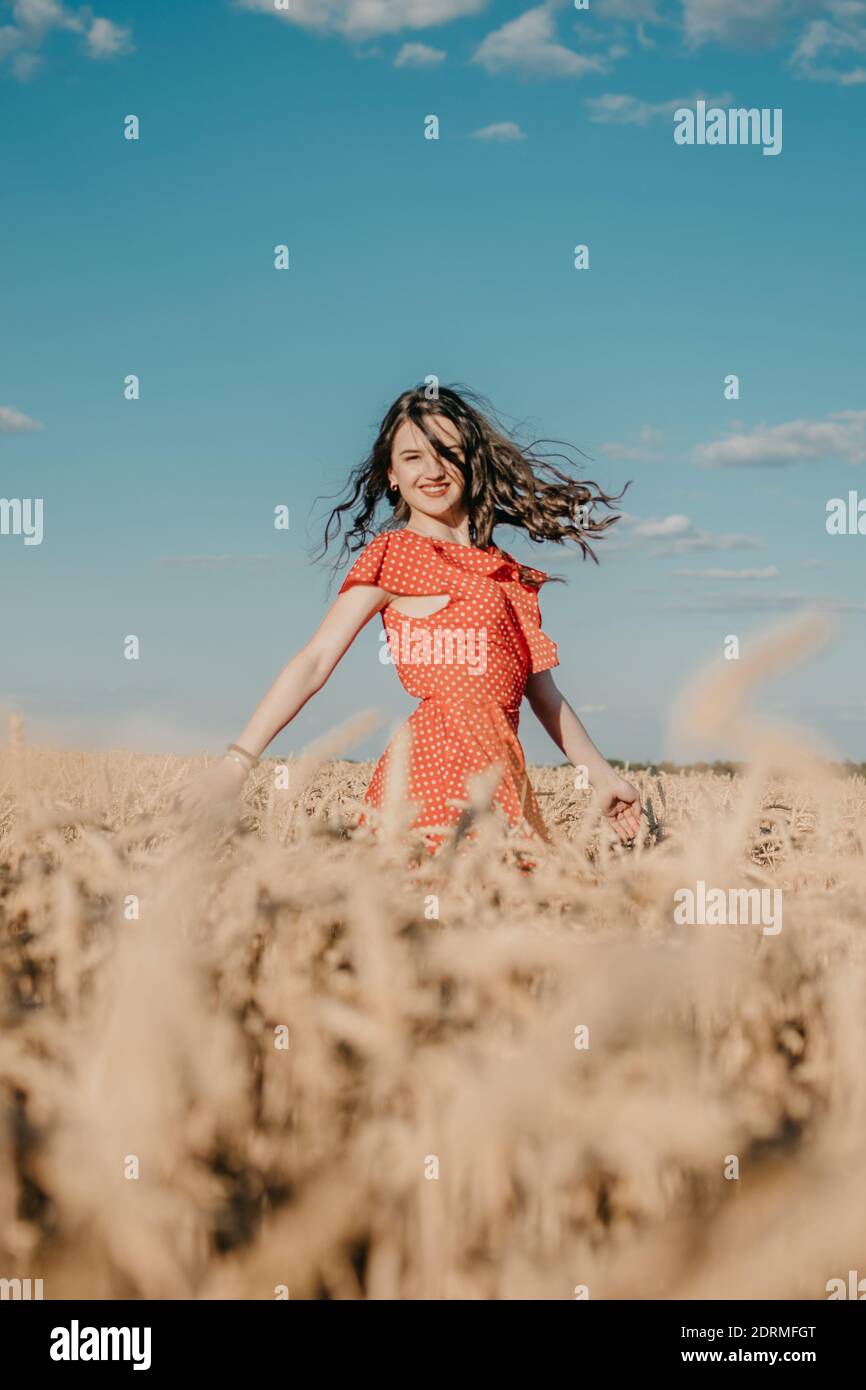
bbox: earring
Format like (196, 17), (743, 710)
(389, 482), (398, 492)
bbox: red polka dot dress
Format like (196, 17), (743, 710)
(339, 528), (559, 852)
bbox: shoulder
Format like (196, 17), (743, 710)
(355, 528), (421, 557)
(338, 529), (436, 594)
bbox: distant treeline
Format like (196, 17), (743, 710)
(606, 759), (866, 779)
(333, 756), (866, 778)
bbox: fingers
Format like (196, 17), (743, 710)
(607, 800), (644, 843)
(624, 803), (642, 838)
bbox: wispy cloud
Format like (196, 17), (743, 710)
(237, 0), (489, 39)
(790, 11), (866, 84)
(0, 404), (43, 433)
(673, 566), (780, 580)
(0, 0), (133, 77)
(616, 513), (765, 555)
(473, 5), (606, 77)
(681, 0), (797, 50)
(85, 16), (132, 58)
(598, 424), (663, 458)
(693, 411), (866, 468)
(599, 0), (663, 18)
(652, 530), (766, 556)
(394, 41), (446, 66)
(587, 90), (732, 125)
(9, 50), (40, 78)
(470, 120), (527, 140)
(661, 592), (866, 613)
(623, 513), (690, 539)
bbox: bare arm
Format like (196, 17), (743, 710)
(525, 669), (613, 782)
(177, 583), (392, 812)
(525, 669), (643, 842)
(232, 583), (392, 758)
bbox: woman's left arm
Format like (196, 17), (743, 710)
(524, 669), (643, 843)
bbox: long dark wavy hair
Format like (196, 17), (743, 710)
(316, 383), (629, 587)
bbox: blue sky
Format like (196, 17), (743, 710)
(2, 0), (865, 765)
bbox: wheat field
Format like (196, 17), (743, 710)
(1, 616), (865, 1300)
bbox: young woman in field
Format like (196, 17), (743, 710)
(187, 385), (642, 853)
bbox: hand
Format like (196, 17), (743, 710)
(174, 755), (249, 819)
(596, 770), (643, 844)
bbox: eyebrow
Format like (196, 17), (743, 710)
(399, 443), (462, 456)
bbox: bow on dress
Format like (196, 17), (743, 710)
(431, 541), (559, 674)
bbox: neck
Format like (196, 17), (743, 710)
(405, 511), (473, 547)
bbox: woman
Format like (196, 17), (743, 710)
(184, 384), (642, 851)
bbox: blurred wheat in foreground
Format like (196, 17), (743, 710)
(1, 619), (866, 1300)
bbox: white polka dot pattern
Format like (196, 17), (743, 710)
(339, 528), (560, 851)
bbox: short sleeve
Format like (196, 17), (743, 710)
(338, 530), (449, 597)
(528, 588), (559, 673)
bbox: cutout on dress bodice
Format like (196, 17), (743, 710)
(388, 593), (451, 618)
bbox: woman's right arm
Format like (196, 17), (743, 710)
(231, 583), (391, 758)
(177, 583), (391, 811)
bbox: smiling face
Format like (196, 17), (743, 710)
(387, 415), (468, 527)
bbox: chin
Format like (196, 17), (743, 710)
(414, 491), (459, 515)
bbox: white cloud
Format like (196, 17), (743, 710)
(653, 530), (761, 553)
(790, 15), (866, 83)
(673, 566), (780, 580)
(627, 513), (691, 538)
(598, 0), (661, 17)
(656, 528), (767, 556)
(86, 17), (132, 58)
(394, 40), (445, 65)
(676, 0), (866, 81)
(473, 6), (606, 77)
(587, 90), (732, 124)
(1, 0), (78, 66)
(0, 404), (43, 433)
(236, 0), (489, 38)
(681, 0), (793, 49)
(617, 511), (764, 555)
(11, 49), (40, 78)
(0, 29), (20, 61)
(471, 120), (527, 139)
(12, 0), (76, 28)
(693, 411), (866, 468)
(0, 1), (133, 75)
(652, 529), (765, 556)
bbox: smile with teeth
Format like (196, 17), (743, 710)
(418, 482), (450, 496)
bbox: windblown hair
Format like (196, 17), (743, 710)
(316, 383), (629, 586)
